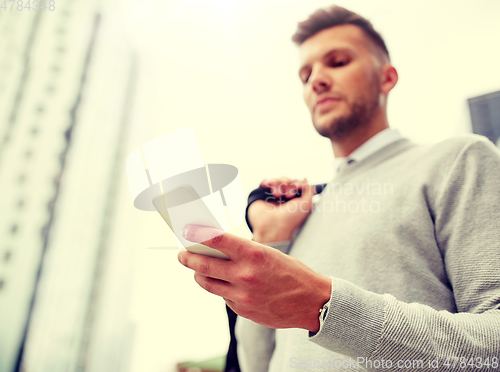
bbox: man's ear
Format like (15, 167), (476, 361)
(380, 64), (398, 94)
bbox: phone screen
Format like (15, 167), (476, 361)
(152, 185), (229, 259)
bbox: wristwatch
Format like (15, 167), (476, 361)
(319, 301), (329, 329)
(318, 278), (334, 333)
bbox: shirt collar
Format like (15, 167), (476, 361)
(333, 128), (403, 173)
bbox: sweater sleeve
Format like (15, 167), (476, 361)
(309, 137), (500, 371)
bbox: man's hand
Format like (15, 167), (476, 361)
(248, 177), (316, 243)
(178, 224), (331, 333)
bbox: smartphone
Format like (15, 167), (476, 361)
(152, 184), (229, 260)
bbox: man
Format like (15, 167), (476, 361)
(178, 5), (500, 371)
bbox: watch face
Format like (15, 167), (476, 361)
(321, 304), (329, 320)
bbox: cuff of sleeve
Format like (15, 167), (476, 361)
(308, 277), (388, 358)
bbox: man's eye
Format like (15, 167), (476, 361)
(300, 59), (348, 83)
(332, 59), (348, 67)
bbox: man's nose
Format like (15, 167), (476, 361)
(311, 68), (332, 93)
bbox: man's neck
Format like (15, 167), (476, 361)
(330, 115), (389, 158)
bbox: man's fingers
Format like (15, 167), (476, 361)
(285, 179), (305, 198)
(283, 179), (311, 199)
(260, 177), (309, 198)
(178, 251), (230, 281)
(261, 177), (291, 198)
(260, 178), (274, 187)
(182, 225), (259, 259)
(194, 273), (234, 300)
(302, 181), (316, 197)
(261, 177), (291, 187)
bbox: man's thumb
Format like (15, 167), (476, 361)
(300, 178), (315, 200)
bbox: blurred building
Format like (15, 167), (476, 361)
(468, 90), (500, 146)
(0, 2), (138, 372)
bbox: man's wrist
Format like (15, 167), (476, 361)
(253, 228), (293, 243)
(306, 275), (332, 334)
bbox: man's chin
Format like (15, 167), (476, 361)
(313, 116), (361, 141)
(312, 89), (379, 141)
(313, 114), (337, 136)
(314, 124), (335, 139)
(313, 116), (342, 139)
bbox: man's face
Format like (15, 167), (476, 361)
(298, 25), (383, 140)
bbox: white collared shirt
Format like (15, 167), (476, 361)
(333, 128), (404, 174)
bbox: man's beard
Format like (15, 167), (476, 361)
(314, 81), (380, 141)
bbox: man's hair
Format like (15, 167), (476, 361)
(292, 5), (390, 61)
